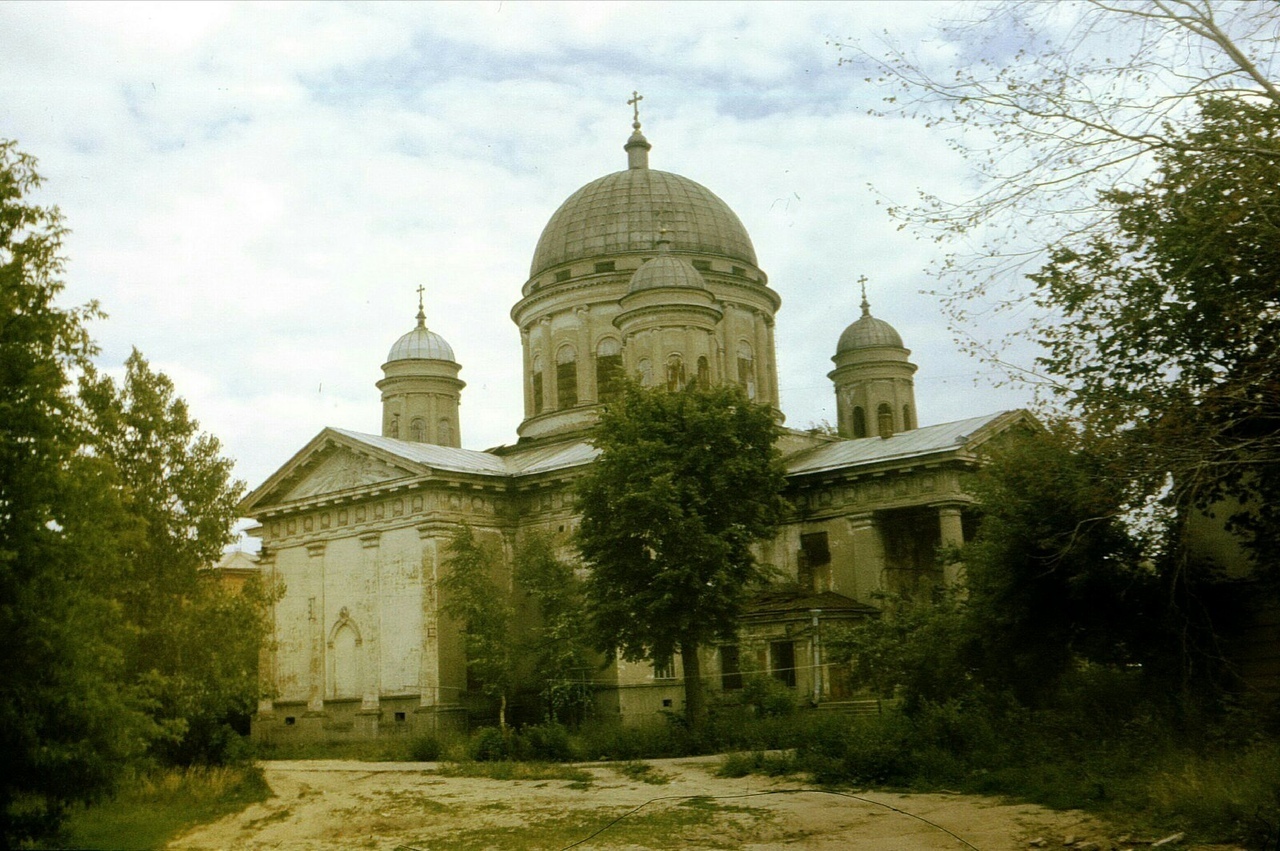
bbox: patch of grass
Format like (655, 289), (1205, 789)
(434, 761), (594, 784)
(254, 730), (469, 763)
(412, 795), (772, 850)
(718, 750), (800, 778)
(716, 693), (1280, 848)
(610, 760), (672, 785)
(54, 765), (270, 851)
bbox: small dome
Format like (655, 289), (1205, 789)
(628, 247), (709, 293)
(836, 292), (904, 353)
(387, 299), (456, 363)
(387, 326), (455, 362)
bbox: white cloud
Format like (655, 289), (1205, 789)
(1, 0), (1035, 492)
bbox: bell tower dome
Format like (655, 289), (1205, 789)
(829, 284), (918, 439)
(377, 288), (464, 447)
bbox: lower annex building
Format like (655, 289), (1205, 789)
(241, 114), (1036, 740)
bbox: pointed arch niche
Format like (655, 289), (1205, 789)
(327, 607), (365, 700)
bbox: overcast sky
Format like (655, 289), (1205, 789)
(2, 1), (1037, 495)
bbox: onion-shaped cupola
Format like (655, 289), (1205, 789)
(378, 289), (465, 447)
(511, 94), (782, 442)
(829, 283), (918, 439)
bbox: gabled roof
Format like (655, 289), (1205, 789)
(241, 410), (1039, 516)
(328, 428), (509, 475)
(783, 410), (1037, 478)
(239, 427), (602, 514)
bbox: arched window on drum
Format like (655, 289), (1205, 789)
(596, 338), (623, 402)
(666, 354), (686, 391)
(556, 345), (578, 408)
(531, 354), (545, 414)
(736, 342), (756, 400)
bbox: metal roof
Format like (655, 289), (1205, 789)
(530, 168), (757, 277)
(783, 412), (1016, 476)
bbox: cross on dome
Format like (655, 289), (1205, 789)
(628, 90), (644, 130)
(416, 284), (427, 328)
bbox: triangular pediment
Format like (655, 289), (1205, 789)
(281, 447), (410, 502)
(240, 429), (427, 514)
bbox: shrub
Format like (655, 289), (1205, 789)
(409, 735), (443, 762)
(515, 722), (574, 762)
(468, 727), (510, 762)
(741, 675), (798, 718)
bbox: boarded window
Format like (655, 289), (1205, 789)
(877, 403), (894, 438)
(437, 418), (452, 445)
(666, 354), (686, 391)
(637, 358), (653, 387)
(696, 356), (710, 389)
(410, 418), (426, 442)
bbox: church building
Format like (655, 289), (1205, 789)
(241, 110), (1036, 740)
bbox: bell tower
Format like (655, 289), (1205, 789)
(829, 284), (918, 439)
(377, 288), (464, 447)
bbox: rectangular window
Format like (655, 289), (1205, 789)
(555, 269), (571, 282)
(653, 660), (676, 680)
(720, 645), (743, 691)
(532, 371), (544, 413)
(594, 260), (615, 273)
(770, 641), (796, 689)
(801, 532), (831, 566)
(691, 259), (711, 272)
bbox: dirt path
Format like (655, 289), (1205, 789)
(169, 757), (1151, 850)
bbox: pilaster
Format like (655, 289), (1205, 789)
(845, 512), (885, 601)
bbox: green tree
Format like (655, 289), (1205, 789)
(960, 423), (1163, 704)
(513, 532), (594, 724)
(576, 382), (787, 730)
(1030, 97), (1280, 566)
(440, 524), (516, 729)
(0, 141), (146, 844)
(78, 350), (256, 764)
(834, 424), (1163, 709)
(842, 1), (1280, 372)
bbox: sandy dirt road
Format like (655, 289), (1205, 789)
(169, 757), (1164, 851)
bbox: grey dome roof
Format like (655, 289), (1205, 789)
(387, 320), (456, 363)
(531, 168), (757, 278)
(837, 295), (905, 352)
(628, 250), (709, 293)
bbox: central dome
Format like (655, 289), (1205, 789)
(530, 168), (757, 278)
